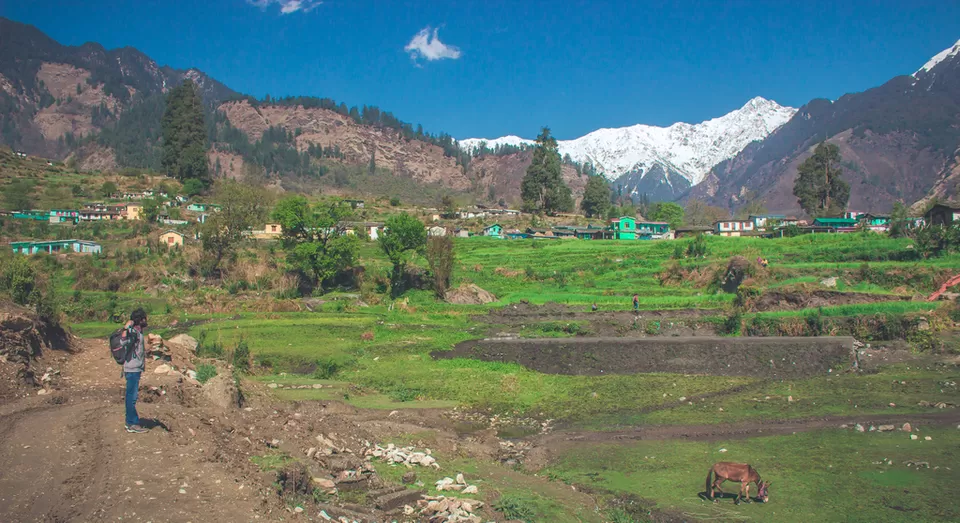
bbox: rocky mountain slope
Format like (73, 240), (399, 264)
(690, 38), (960, 214)
(0, 18), (236, 159)
(461, 97), (797, 200)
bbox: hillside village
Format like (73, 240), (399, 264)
(3, 150), (943, 257)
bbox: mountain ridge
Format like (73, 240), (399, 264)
(461, 97), (796, 183)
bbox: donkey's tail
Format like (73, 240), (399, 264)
(705, 467), (714, 499)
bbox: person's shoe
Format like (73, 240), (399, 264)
(126, 424), (148, 433)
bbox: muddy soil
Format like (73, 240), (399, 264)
(750, 290), (909, 312)
(436, 336), (855, 379)
(478, 302), (720, 337)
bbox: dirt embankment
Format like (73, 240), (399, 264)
(0, 302), (73, 399)
(750, 290), (909, 312)
(436, 336), (856, 379)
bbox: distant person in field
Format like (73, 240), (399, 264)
(120, 308), (149, 433)
(592, 303), (598, 312)
(633, 294), (639, 311)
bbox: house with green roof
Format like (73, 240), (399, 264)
(811, 217), (859, 232)
(482, 223), (503, 238)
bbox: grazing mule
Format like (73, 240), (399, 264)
(705, 462), (769, 504)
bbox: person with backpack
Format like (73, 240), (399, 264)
(114, 308), (149, 433)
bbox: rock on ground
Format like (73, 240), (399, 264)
(445, 284), (497, 305)
(200, 373), (240, 409)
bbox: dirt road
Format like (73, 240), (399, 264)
(0, 341), (277, 522)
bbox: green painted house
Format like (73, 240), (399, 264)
(482, 223), (503, 238)
(636, 221), (671, 239)
(10, 239), (102, 255)
(811, 217), (859, 230)
(608, 216), (637, 240)
(12, 210), (49, 221)
(186, 203), (221, 213)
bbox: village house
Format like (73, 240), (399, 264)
(186, 203), (221, 213)
(342, 199), (364, 209)
(48, 209), (80, 224)
(12, 210), (49, 221)
(749, 214), (786, 228)
(120, 202), (143, 220)
(636, 220), (672, 240)
(842, 210), (865, 220)
(609, 216), (637, 240)
(454, 228), (470, 238)
(250, 223), (283, 240)
(11, 239), (102, 255)
(79, 207), (122, 221)
(714, 219), (755, 237)
(859, 213), (891, 232)
(810, 217), (859, 232)
(482, 223), (503, 239)
(159, 230), (184, 247)
(341, 221), (384, 240)
(925, 202), (960, 227)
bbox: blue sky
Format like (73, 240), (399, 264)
(4, 1), (960, 140)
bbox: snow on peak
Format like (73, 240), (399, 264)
(459, 97), (796, 186)
(914, 38), (960, 77)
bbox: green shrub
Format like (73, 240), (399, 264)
(196, 363), (218, 384)
(494, 496), (537, 522)
(196, 330), (224, 358)
(312, 358), (341, 379)
(233, 337), (251, 372)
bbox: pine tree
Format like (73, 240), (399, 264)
(580, 174), (611, 218)
(161, 80), (210, 184)
(793, 142), (850, 217)
(520, 127), (573, 215)
(368, 149), (376, 175)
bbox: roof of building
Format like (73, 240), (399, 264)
(812, 217), (860, 225)
(927, 201), (960, 211)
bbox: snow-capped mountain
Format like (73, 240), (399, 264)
(460, 97), (796, 200)
(914, 38), (960, 77)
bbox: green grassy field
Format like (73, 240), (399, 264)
(545, 428), (960, 522)
(64, 232), (960, 521)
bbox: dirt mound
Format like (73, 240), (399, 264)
(0, 301), (72, 398)
(445, 284), (497, 305)
(751, 290), (906, 312)
(436, 336), (855, 379)
(201, 372), (242, 409)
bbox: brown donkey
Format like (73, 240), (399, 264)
(705, 462), (770, 504)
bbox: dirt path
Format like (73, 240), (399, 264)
(0, 340), (278, 522)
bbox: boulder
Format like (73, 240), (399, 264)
(153, 364), (172, 374)
(445, 284), (497, 305)
(902, 423), (912, 432)
(820, 277), (838, 288)
(877, 424), (895, 432)
(201, 373), (240, 409)
(167, 334), (199, 352)
(402, 471), (417, 484)
(312, 478), (336, 490)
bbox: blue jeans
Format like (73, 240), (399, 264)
(125, 372), (141, 426)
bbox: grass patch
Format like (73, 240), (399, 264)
(544, 428), (960, 522)
(250, 450), (294, 471)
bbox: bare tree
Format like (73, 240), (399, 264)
(425, 235), (455, 299)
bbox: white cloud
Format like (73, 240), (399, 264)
(247, 0), (322, 15)
(404, 27), (462, 63)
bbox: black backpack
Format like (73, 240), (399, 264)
(109, 328), (132, 365)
